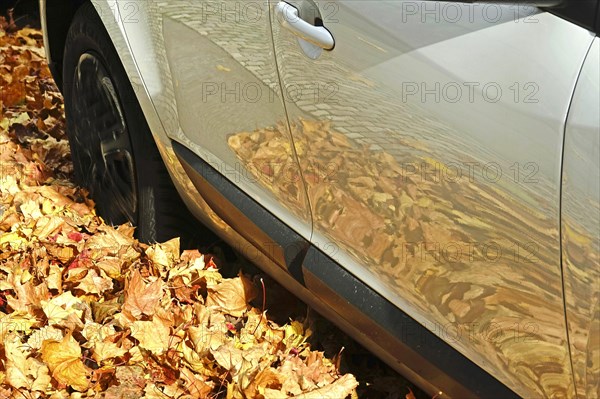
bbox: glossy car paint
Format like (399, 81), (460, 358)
(39, 0), (600, 397)
(269, 2), (595, 397)
(562, 37), (600, 398)
(116, 0), (312, 244)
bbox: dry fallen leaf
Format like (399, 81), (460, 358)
(92, 341), (128, 364)
(295, 374), (359, 398)
(4, 333), (52, 392)
(122, 269), (163, 320)
(41, 333), (90, 392)
(131, 313), (172, 355)
(206, 272), (257, 317)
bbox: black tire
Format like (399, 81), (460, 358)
(62, 2), (197, 244)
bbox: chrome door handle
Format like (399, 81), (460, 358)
(275, 1), (335, 50)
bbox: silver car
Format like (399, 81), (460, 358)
(40, 0), (599, 397)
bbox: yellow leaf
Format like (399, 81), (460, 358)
(82, 322), (116, 347)
(0, 231), (27, 248)
(211, 344), (244, 372)
(283, 320), (310, 350)
(206, 274), (256, 317)
(33, 215), (64, 239)
(46, 263), (63, 291)
(92, 341), (128, 363)
(4, 333), (51, 391)
(76, 268), (113, 294)
(41, 291), (84, 325)
(41, 333), (90, 392)
(20, 200), (43, 220)
(180, 367), (213, 397)
(96, 257), (122, 279)
(0, 312), (38, 341)
(146, 237), (180, 271)
(294, 374), (358, 398)
(131, 315), (171, 355)
(122, 270), (163, 320)
(168, 253), (206, 284)
(27, 326), (63, 350)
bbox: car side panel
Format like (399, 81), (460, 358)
(80, 1), (313, 269)
(562, 37), (600, 399)
(111, 0), (313, 245)
(269, 2), (594, 397)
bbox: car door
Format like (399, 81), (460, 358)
(113, 0), (312, 263)
(562, 36), (600, 398)
(267, 1), (596, 397)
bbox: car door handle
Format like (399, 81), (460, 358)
(275, 1), (335, 50)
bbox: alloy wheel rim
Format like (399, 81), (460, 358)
(70, 52), (137, 226)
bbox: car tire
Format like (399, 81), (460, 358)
(62, 2), (195, 244)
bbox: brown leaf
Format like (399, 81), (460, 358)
(41, 333), (90, 392)
(180, 367), (213, 397)
(294, 374), (358, 398)
(4, 333), (51, 391)
(76, 268), (113, 295)
(122, 269), (163, 320)
(206, 273), (256, 317)
(104, 384), (144, 399)
(131, 313), (172, 355)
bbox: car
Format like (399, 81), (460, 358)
(39, 0), (599, 397)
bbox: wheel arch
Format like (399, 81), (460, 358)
(39, 0), (88, 89)
(40, 0), (166, 150)
(40, 0), (137, 91)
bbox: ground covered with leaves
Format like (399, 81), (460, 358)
(0, 16), (424, 399)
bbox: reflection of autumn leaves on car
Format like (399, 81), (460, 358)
(228, 118), (596, 396)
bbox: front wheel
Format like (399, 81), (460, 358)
(62, 2), (198, 244)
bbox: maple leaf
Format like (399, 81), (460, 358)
(294, 374), (358, 398)
(211, 344), (244, 374)
(27, 325), (63, 350)
(76, 268), (113, 295)
(5, 279), (48, 312)
(90, 298), (121, 323)
(0, 312), (37, 342)
(180, 367), (213, 397)
(243, 367), (283, 398)
(131, 313), (171, 355)
(92, 341), (128, 364)
(0, 25), (367, 397)
(145, 237), (180, 272)
(104, 384), (144, 399)
(122, 269), (163, 320)
(4, 333), (51, 391)
(41, 333), (90, 392)
(95, 256), (123, 279)
(206, 273), (257, 317)
(41, 291), (84, 326)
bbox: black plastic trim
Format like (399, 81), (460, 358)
(172, 141), (308, 281)
(303, 247), (520, 399)
(173, 140), (520, 398)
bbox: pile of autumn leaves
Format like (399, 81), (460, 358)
(0, 19), (358, 398)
